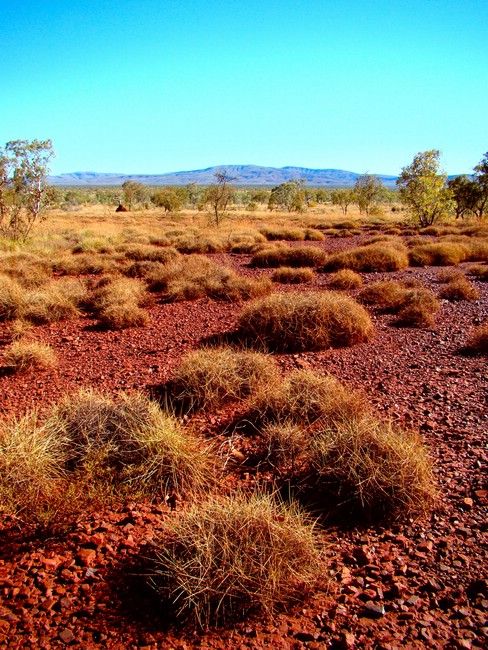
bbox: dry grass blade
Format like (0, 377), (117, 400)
(149, 492), (322, 627)
(3, 340), (56, 371)
(91, 277), (150, 328)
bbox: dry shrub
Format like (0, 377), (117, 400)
(174, 235), (225, 254)
(0, 274), (25, 321)
(436, 268), (465, 283)
(238, 292), (374, 352)
(149, 493), (321, 627)
(305, 228), (325, 241)
(171, 348), (279, 409)
(0, 412), (69, 526)
(54, 253), (119, 276)
(3, 340), (56, 372)
(309, 416), (436, 518)
(468, 265), (488, 281)
(21, 278), (87, 324)
(251, 245), (327, 268)
(322, 243), (409, 273)
(272, 267), (314, 284)
(252, 369), (367, 428)
(439, 278), (479, 301)
(467, 239), (488, 262)
(260, 227), (306, 241)
(46, 390), (212, 497)
(395, 288), (440, 328)
(465, 324), (488, 355)
(148, 255), (272, 302)
(409, 242), (470, 266)
(0, 252), (52, 287)
(328, 269), (363, 290)
(124, 244), (179, 264)
(358, 280), (408, 311)
(91, 277), (150, 328)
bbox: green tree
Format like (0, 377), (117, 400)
(447, 175), (478, 219)
(122, 181), (147, 211)
(472, 152), (488, 220)
(330, 188), (355, 215)
(397, 150), (452, 227)
(204, 171), (235, 226)
(151, 187), (184, 212)
(0, 139), (55, 241)
(354, 174), (384, 215)
(268, 180), (306, 212)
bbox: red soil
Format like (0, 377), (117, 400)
(0, 236), (487, 649)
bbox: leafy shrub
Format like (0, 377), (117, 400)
(272, 267), (314, 284)
(149, 493), (321, 626)
(3, 340), (56, 372)
(171, 348), (279, 409)
(328, 269), (363, 290)
(321, 243), (409, 273)
(91, 277), (150, 328)
(439, 278), (479, 301)
(251, 245), (327, 268)
(238, 292), (374, 352)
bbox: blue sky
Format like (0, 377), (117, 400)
(2, 0), (487, 176)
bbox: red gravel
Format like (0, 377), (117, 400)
(0, 236), (487, 649)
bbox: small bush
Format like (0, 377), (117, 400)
(272, 267), (314, 284)
(149, 493), (321, 626)
(309, 415), (436, 518)
(238, 292), (374, 352)
(328, 269), (363, 290)
(358, 280), (408, 311)
(91, 277), (150, 328)
(3, 340), (56, 371)
(409, 242), (470, 266)
(465, 324), (488, 355)
(171, 348), (280, 409)
(251, 245), (327, 268)
(321, 243), (409, 273)
(439, 278), (479, 301)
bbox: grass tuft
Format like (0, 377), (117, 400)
(271, 267), (314, 284)
(321, 243), (409, 273)
(3, 340), (56, 371)
(328, 269), (363, 290)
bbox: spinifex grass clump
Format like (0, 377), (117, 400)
(91, 276), (150, 328)
(46, 390), (213, 498)
(359, 281), (440, 327)
(0, 412), (69, 526)
(149, 493), (321, 627)
(171, 348), (279, 409)
(147, 255), (272, 302)
(309, 415), (436, 518)
(21, 278), (87, 324)
(321, 243), (409, 273)
(271, 267), (314, 284)
(238, 292), (374, 352)
(251, 245), (327, 268)
(0, 274), (25, 321)
(3, 340), (56, 372)
(408, 242), (470, 266)
(328, 269), (363, 290)
(465, 324), (488, 355)
(439, 277), (479, 301)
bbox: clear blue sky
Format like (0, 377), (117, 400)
(2, 0), (487, 176)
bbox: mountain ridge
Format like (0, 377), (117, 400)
(48, 164), (398, 187)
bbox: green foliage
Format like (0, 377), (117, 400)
(268, 180), (306, 212)
(0, 139), (55, 241)
(330, 188), (356, 215)
(151, 187), (185, 212)
(354, 174), (384, 215)
(204, 171), (235, 226)
(122, 181), (147, 210)
(397, 150), (452, 227)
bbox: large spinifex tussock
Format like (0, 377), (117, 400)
(149, 493), (322, 627)
(321, 243), (409, 273)
(251, 245), (326, 268)
(238, 291), (374, 352)
(91, 276), (150, 328)
(309, 415), (437, 517)
(171, 347), (280, 409)
(46, 390), (213, 497)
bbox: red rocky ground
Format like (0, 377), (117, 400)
(0, 235), (487, 649)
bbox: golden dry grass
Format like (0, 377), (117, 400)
(3, 340), (57, 372)
(239, 292), (374, 352)
(271, 267), (314, 284)
(439, 277), (480, 301)
(328, 269), (363, 290)
(322, 243), (409, 273)
(149, 492), (321, 627)
(465, 324), (488, 355)
(251, 245), (327, 268)
(91, 276), (150, 328)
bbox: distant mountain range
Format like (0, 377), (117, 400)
(48, 165), (398, 187)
